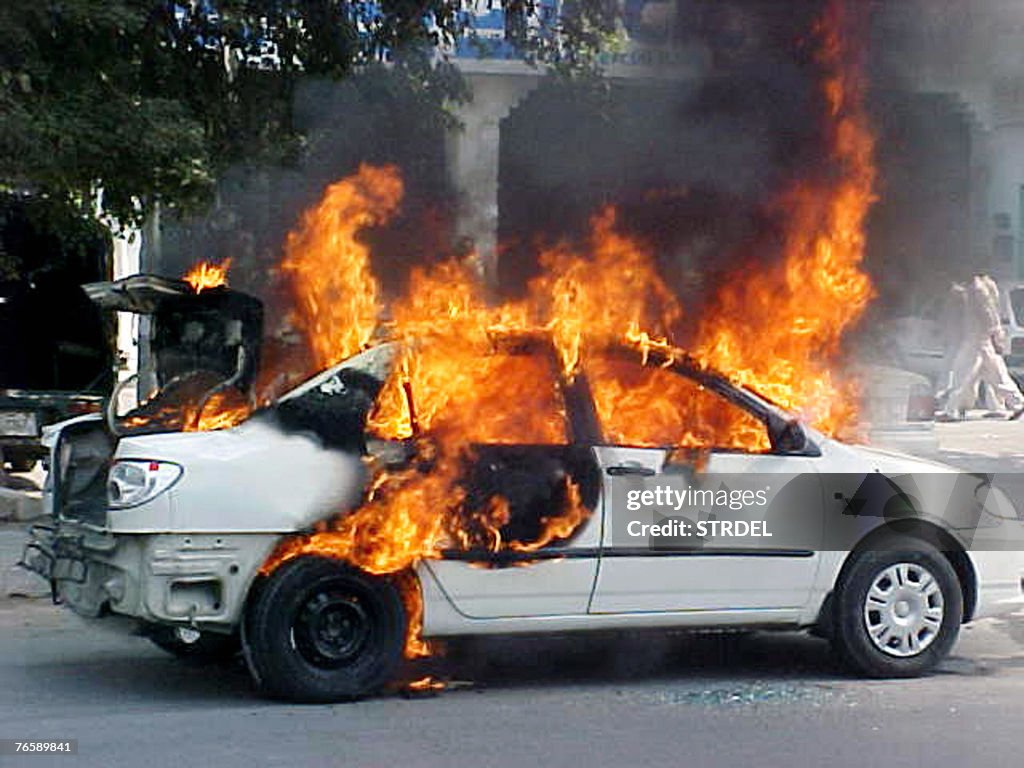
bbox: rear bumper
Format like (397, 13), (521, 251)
(21, 524), (279, 631)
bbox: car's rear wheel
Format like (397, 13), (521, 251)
(242, 556), (406, 702)
(832, 538), (962, 677)
(148, 626), (241, 664)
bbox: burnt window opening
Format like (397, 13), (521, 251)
(393, 347), (598, 553)
(270, 368), (385, 453)
(394, 350), (573, 446)
(457, 444), (601, 553)
(586, 355), (771, 453)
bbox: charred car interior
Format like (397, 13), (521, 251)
(86, 274), (263, 436)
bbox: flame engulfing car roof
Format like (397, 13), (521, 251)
(279, 330), (806, 455)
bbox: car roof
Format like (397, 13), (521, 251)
(278, 334), (783, 421)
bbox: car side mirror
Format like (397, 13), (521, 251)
(774, 419), (807, 454)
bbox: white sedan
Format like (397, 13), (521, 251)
(24, 341), (1024, 702)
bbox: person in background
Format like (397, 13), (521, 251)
(936, 280), (968, 418)
(942, 273), (1024, 419)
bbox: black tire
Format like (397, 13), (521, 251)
(148, 626), (241, 664)
(242, 556), (406, 702)
(831, 538), (962, 678)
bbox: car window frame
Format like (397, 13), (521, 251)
(580, 345), (819, 457)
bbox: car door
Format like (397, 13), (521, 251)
(422, 351), (603, 619)
(585, 354), (825, 614)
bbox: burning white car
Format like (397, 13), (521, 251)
(21, 319), (1024, 702)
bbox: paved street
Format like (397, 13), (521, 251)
(1, 420), (1022, 768)
(1, 600), (1022, 768)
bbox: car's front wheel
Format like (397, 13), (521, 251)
(831, 538), (963, 677)
(242, 556), (407, 702)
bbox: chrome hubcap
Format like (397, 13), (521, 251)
(863, 562), (944, 658)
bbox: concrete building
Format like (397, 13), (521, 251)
(872, 0), (1024, 289)
(446, 1), (706, 287)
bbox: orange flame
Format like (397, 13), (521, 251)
(261, 0), (875, 659)
(280, 163), (403, 370)
(530, 207), (682, 380)
(693, 0), (875, 436)
(183, 259), (232, 293)
(405, 676), (446, 693)
(184, 392), (251, 433)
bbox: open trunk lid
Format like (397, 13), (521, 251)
(83, 275), (264, 393)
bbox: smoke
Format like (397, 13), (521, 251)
(159, 0), (1010, 341)
(498, 0), (839, 306)
(500, 0), (1022, 324)
(861, 0), (1015, 321)
(160, 71), (458, 303)
(869, 0), (1010, 107)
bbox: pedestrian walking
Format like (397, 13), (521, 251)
(942, 273), (1023, 418)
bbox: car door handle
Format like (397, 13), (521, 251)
(606, 465), (656, 477)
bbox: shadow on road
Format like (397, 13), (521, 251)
(18, 651), (258, 708)
(12, 607), (1023, 706)
(13, 625), (845, 706)
(423, 630), (841, 691)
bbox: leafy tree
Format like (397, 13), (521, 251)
(0, 1), (619, 228)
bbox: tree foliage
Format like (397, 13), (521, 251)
(0, 1), (618, 227)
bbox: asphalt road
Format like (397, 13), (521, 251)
(0, 594), (1022, 767)
(2, 425), (1024, 768)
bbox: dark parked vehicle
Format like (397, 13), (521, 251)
(0, 195), (112, 472)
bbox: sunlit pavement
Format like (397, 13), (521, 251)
(935, 417), (1024, 463)
(0, 598), (1022, 768)
(1, 428), (1024, 768)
